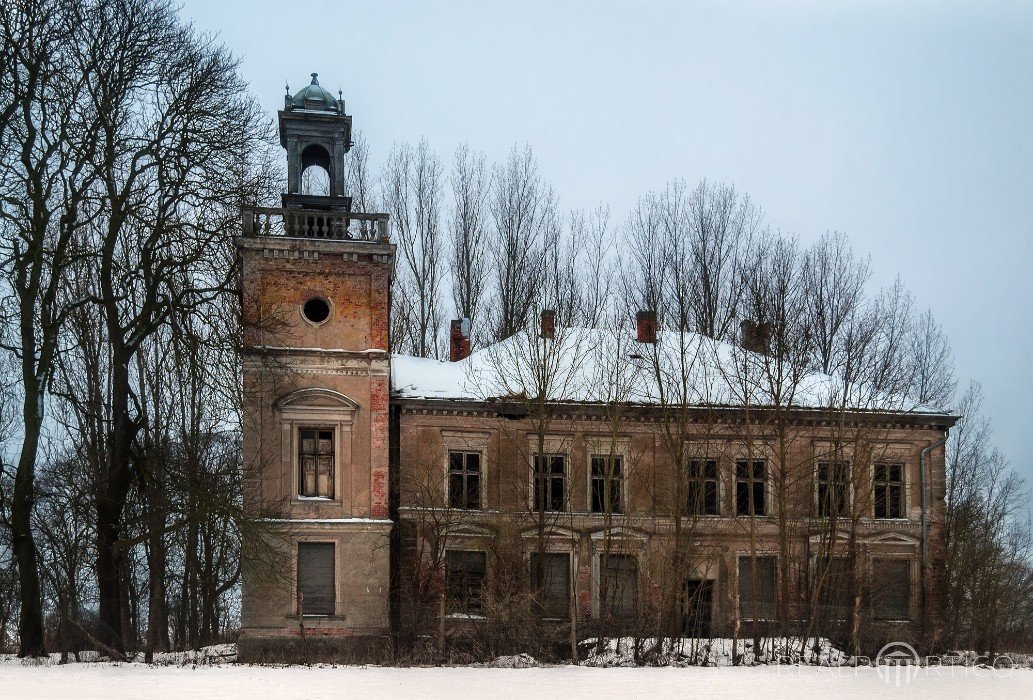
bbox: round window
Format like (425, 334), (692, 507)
(302, 297), (331, 324)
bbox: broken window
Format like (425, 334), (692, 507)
(590, 454), (623, 514)
(530, 552), (570, 618)
(600, 554), (638, 622)
(874, 463), (904, 519)
(448, 451), (482, 510)
(736, 459), (766, 516)
(738, 555), (776, 620)
(533, 453), (567, 512)
(299, 428), (334, 498)
(872, 558), (911, 621)
(687, 458), (720, 515)
(815, 556), (851, 620)
(445, 550), (487, 615)
(297, 542), (335, 616)
(817, 461), (850, 517)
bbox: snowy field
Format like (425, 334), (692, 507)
(1, 661), (1032, 699)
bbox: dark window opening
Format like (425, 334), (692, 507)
(738, 556), (776, 620)
(591, 455), (623, 514)
(817, 461), (850, 517)
(448, 451), (482, 510)
(299, 428), (334, 498)
(302, 297), (331, 324)
(445, 550), (487, 615)
(687, 458), (720, 516)
(872, 558), (911, 621)
(874, 463), (904, 519)
(297, 542), (334, 616)
(681, 579), (714, 637)
(530, 552), (570, 619)
(533, 453), (567, 512)
(736, 459), (766, 516)
(600, 554), (638, 622)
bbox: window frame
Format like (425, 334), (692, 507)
(276, 388), (358, 507)
(685, 457), (721, 516)
(298, 427), (335, 499)
(296, 540), (336, 617)
(444, 549), (488, 618)
(735, 458), (768, 517)
(870, 556), (914, 622)
(529, 550), (573, 620)
(442, 431), (489, 511)
(595, 551), (639, 623)
(873, 462), (906, 520)
(448, 450), (483, 510)
(736, 553), (778, 621)
(816, 460), (851, 517)
(532, 452), (568, 513)
(589, 453), (625, 515)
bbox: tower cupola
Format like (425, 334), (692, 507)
(279, 72), (352, 207)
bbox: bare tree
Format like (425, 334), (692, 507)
(487, 145), (554, 341)
(449, 143), (490, 338)
(386, 139), (445, 357)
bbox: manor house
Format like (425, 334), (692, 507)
(236, 75), (956, 662)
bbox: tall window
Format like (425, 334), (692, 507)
(687, 459), (720, 515)
(448, 451), (482, 510)
(736, 459), (766, 516)
(297, 542), (335, 616)
(817, 461), (849, 517)
(874, 463), (904, 519)
(600, 554), (638, 622)
(530, 552), (570, 618)
(533, 454), (567, 512)
(299, 428), (334, 498)
(872, 558), (911, 621)
(445, 550), (487, 615)
(738, 556), (776, 620)
(815, 557), (851, 620)
(590, 455), (623, 514)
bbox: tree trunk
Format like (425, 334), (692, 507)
(12, 385), (46, 657)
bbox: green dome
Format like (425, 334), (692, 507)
(291, 73), (338, 112)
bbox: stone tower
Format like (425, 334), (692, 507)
(236, 74), (393, 661)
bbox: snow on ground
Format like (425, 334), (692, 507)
(1, 661), (1031, 700)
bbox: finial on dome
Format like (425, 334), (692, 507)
(310, 72), (319, 85)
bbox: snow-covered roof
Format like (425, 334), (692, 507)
(391, 327), (950, 417)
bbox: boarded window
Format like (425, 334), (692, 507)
(600, 554), (638, 622)
(736, 459), (766, 516)
(591, 455), (623, 514)
(533, 454), (567, 512)
(445, 550), (487, 615)
(873, 558), (911, 620)
(297, 542), (334, 616)
(874, 463), (904, 519)
(299, 428), (334, 498)
(815, 557), (851, 620)
(738, 556), (776, 620)
(530, 552), (570, 618)
(688, 459), (720, 515)
(817, 461), (849, 517)
(448, 451), (482, 510)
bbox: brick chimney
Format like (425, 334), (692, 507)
(449, 318), (471, 361)
(540, 309), (556, 339)
(636, 310), (657, 344)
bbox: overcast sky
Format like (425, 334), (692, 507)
(180, 0), (1033, 483)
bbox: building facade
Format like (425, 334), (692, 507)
(237, 78), (957, 662)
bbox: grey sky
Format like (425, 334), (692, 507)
(181, 0), (1033, 482)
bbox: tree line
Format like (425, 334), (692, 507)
(0, 0), (1029, 663)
